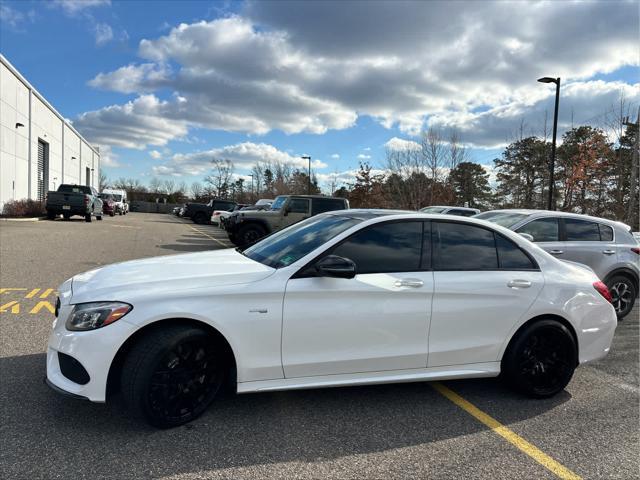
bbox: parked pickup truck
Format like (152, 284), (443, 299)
(183, 198), (236, 224)
(46, 184), (103, 222)
(225, 194), (349, 246)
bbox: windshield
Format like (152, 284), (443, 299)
(474, 211), (531, 228)
(59, 185), (90, 194)
(420, 206), (447, 213)
(99, 194), (113, 201)
(270, 196), (287, 211)
(243, 214), (362, 268)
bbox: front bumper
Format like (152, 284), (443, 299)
(46, 305), (137, 402)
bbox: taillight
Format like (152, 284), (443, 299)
(593, 281), (612, 303)
(84, 196), (89, 204)
(632, 247), (639, 255)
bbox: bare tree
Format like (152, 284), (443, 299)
(149, 177), (162, 193)
(99, 171), (109, 191)
(421, 127), (447, 204)
(446, 129), (468, 173)
(205, 158), (234, 198)
(190, 181), (203, 200)
(163, 179), (176, 195)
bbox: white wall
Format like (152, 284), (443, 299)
(0, 56), (100, 212)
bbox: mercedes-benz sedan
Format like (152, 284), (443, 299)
(46, 210), (617, 428)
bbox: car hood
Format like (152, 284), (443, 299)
(70, 249), (274, 303)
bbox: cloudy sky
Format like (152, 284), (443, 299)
(1, 0), (638, 188)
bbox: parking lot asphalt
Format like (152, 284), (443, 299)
(0, 212), (638, 480)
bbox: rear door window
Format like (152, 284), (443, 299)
(432, 222), (498, 270)
(312, 198), (347, 215)
(288, 198), (310, 214)
(495, 234), (536, 270)
(564, 219), (600, 241)
(598, 224), (614, 242)
(516, 218), (559, 242)
(447, 209), (476, 217)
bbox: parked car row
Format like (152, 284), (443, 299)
(45, 184), (129, 223)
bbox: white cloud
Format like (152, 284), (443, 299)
(78, 2), (638, 149)
(357, 153), (371, 159)
(1, 5), (35, 29)
(152, 141), (329, 177)
(330, 153), (340, 159)
(74, 95), (189, 149)
(384, 137), (421, 151)
(51, 0), (110, 15)
(94, 22), (113, 46)
(96, 145), (121, 168)
(363, 147), (371, 151)
(149, 150), (162, 159)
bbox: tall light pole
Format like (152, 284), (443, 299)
(301, 155), (312, 194)
(538, 76), (560, 210)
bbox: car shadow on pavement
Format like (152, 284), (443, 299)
(1, 352), (571, 479)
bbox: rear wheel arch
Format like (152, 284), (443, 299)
(604, 268), (638, 293)
(501, 314), (579, 366)
(106, 318), (237, 399)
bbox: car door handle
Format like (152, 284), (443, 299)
(395, 279), (424, 288)
(549, 250), (564, 255)
(602, 250), (616, 255)
(507, 279), (532, 289)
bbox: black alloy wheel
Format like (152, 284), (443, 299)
(239, 224), (266, 246)
(503, 319), (576, 398)
(122, 326), (225, 428)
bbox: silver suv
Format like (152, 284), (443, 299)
(475, 210), (639, 318)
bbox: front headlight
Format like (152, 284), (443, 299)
(65, 302), (132, 331)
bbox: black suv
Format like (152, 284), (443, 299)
(183, 199), (236, 224)
(225, 195), (349, 246)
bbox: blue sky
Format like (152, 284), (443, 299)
(1, 0), (638, 190)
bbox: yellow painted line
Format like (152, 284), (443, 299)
(39, 288), (54, 299)
(0, 288), (27, 294)
(25, 288), (41, 298)
(30, 301), (55, 314)
(189, 226), (231, 248)
(432, 382), (581, 480)
(0, 301), (20, 313)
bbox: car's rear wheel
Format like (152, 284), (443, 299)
(121, 326), (225, 428)
(63, 213), (71, 220)
(85, 213), (92, 223)
(502, 319), (577, 398)
(193, 212), (207, 224)
(606, 275), (636, 319)
(46, 211), (56, 220)
(238, 224), (266, 246)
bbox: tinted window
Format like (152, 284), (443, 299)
(475, 211), (531, 227)
(289, 198), (310, 213)
(312, 198), (347, 215)
(331, 221), (423, 274)
(599, 224), (614, 242)
(243, 215), (361, 268)
(496, 234), (536, 270)
(433, 222), (498, 270)
(564, 219), (600, 241)
(448, 209), (476, 217)
(420, 206), (447, 213)
(517, 218), (559, 242)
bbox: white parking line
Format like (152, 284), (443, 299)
(189, 226), (233, 248)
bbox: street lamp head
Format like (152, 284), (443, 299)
(537, 77), (559, 84)
(15, 122), (24, 128)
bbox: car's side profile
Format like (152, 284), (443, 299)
(46, 211), (617, 428)
(474, 209), (639, 318)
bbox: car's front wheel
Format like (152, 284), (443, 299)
(121, 326), (225, 428)
(606, 275), (636, 319)
(238, 223), (266, 246)
(502, 319), (577, 398)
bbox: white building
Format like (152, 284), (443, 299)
(0, 54), (100, 212)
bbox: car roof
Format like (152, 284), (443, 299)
(425, 205), (478, 210)
(479, 209), (631, 229)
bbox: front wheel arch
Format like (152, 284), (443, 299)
(106, 318), (237, 399)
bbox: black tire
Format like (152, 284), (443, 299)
(238, 223), (266, 246)
(46, 211), (56, 220)
(605, 275), (636, 319)
(121, 326), (225, 428)
(85, 213), (92, 223)
(193, 212), (207, 225)
(63, 213), (71, 220)
(502, 319), (577, 398)
(109, 212), (115, 217)
(119, 210), (123, 216)
(97, 215), (103, 221)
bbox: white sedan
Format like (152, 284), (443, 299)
(46, 210), (617, 428)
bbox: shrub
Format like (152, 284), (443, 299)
(1, 199), (45, 217)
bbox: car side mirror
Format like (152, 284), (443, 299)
(518, 233), (534, 242)
(315, 255), (356, 279)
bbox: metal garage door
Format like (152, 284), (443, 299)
(37, 140), (48, 201)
